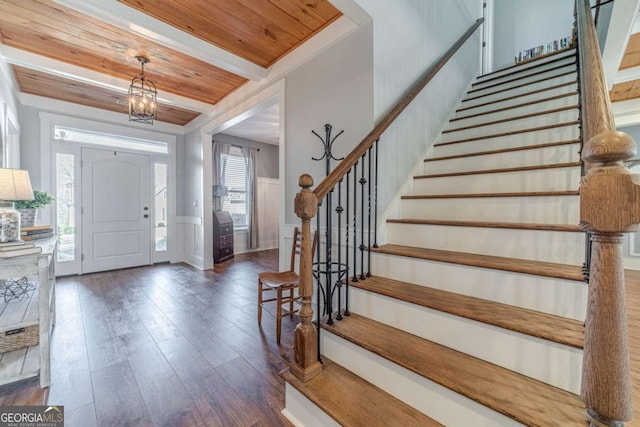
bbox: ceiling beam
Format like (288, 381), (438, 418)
(601, 0), (640, 89)
(0, 45), (214, 113)
(612, 98), (640, 127)
(614, 65), (640, 84)
(53, 0), (267, 81)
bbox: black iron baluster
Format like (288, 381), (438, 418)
(326, 189), (334, 325)
(336, 180), (344, 320)
(352, 161), (359, 283)
(367, 146), (372, 277)
(344, 171), (351, 317)
(373, 138), (379, 248)
(359, 153), (367, 281)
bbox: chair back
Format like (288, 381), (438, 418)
(289, 227), (317, 272)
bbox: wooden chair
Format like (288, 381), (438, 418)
(258, 227), (317, 344)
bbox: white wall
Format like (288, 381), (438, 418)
(0, 62), (20, 168)
(284, 21), (375, 224)
(491, 0), (574, 70)
(353, 0), (484, 215)
(180, 128), (205, 267)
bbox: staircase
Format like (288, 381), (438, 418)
(283, 48), (592, 426)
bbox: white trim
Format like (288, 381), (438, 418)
(612, 98), (640, 127)
(1, 45), (213, 113)
(23, 93), (184, 135)
(614, 65), (640, 84)
(601, 0), (640, 89)
(52, 0), (266, 81)
(327, 0), (371, 26)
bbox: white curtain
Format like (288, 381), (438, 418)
(212, 140), (231, 211)
(242, 146), (259, 249)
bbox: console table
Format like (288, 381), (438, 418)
(0, 237), (56, 388)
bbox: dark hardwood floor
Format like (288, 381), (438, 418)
(0, 249), (296, 427)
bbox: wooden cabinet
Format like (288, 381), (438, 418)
(0, 237), (56, 388)
(213, 211), (234, 263)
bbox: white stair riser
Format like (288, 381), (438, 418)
(349, 288), (583, 393)
(400, 195), (579, 225)
(461, 73), (577, 108)
(412, 167), (582, 195)
(468, 65), (576, 99)
(442, 109), (579, 142)
(449, 94), (579, 129)
(456, 83), (577, 117)
(434, 125), (580, 158)
(423, 143), (580, 174)
(472, 56), (576, 90)
(283, 385), (341, 427)
(321, 333), (525, 427)
(371, 252), (587, 320)
(386, 223), (585, 264)
(475, 51), (576, 83)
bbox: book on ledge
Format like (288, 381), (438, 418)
(0, 241), (35, 251)
(20, 225), (53, 233)
(0, 246), (42, 258)
(22, 231), (54, 241)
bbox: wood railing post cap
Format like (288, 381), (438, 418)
(299, 174), (314, 189)
(582, 131), (636, 166)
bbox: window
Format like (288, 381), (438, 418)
(55, 153), (76, 262)
(222, 147), (247, 229)
(154, 163), (168, 251)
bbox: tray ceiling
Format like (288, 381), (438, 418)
(0, 0), (341, 126)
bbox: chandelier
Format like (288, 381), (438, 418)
(129, 55), (157, 125)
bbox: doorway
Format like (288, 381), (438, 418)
(81, 148), (151, 273)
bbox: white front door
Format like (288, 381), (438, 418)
(81, 148), (151, 273)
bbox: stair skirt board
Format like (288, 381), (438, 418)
(461, 73), (576, 107)
(370, 253), (587, 320)
(423, 143), (581, 174)
(456, 83), (578, 116)
(321, 333), (524, 427)
(283, 385), (341, 427)
(448, 94), (579, 129)
(385, 222), (584, 265)
(471, 56), (576, 90)
(411, 166), (581, 196)
(442, 108), (579, 140)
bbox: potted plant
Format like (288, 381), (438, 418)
(15, 190), (55, 227)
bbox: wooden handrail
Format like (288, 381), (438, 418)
(576, 0), (615, 144)
(576, 0), (638, 424)
(313, 18), (484, 201)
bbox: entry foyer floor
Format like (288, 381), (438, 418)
(0, 249), (296, 426)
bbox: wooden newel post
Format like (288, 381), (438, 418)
(291, 174), (322, 382)
(580, 130), (640, 426)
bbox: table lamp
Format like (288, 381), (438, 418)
(0, 168), (34, 242)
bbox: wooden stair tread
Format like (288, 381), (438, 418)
(349, 275), (584, 348)
(456, 81), (576, 113)
(477, 47), (575, 80)
(386, 218), (583, 232)
(414, 161), (581, 179)
(462, 70), (576, 103)
(468, 62), (577, 94)
(435, 121), (580, 147)
(450, 92), (578, 123)
(371, 244), (584, 281)
(401, 190), (579, 199)
(443, 105), (578, 133)
(425, 139), (580, 162)
(281, 358), (443, 427)
(321, 314), (585, 426)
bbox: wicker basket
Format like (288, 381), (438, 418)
(0, 323), (39, 353)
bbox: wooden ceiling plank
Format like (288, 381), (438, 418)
(267, 0), (338, 31)
(0, 0), (247, 104)
(118, 0), (278, 67)
(625, 79), (640, 100)
(610, 81), (634, 102)
(234, 0), (313, 39)
(14, 65), (199, 125)
(620, 33), (640, 70)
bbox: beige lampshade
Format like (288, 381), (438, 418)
(0, 168), (34, 201)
